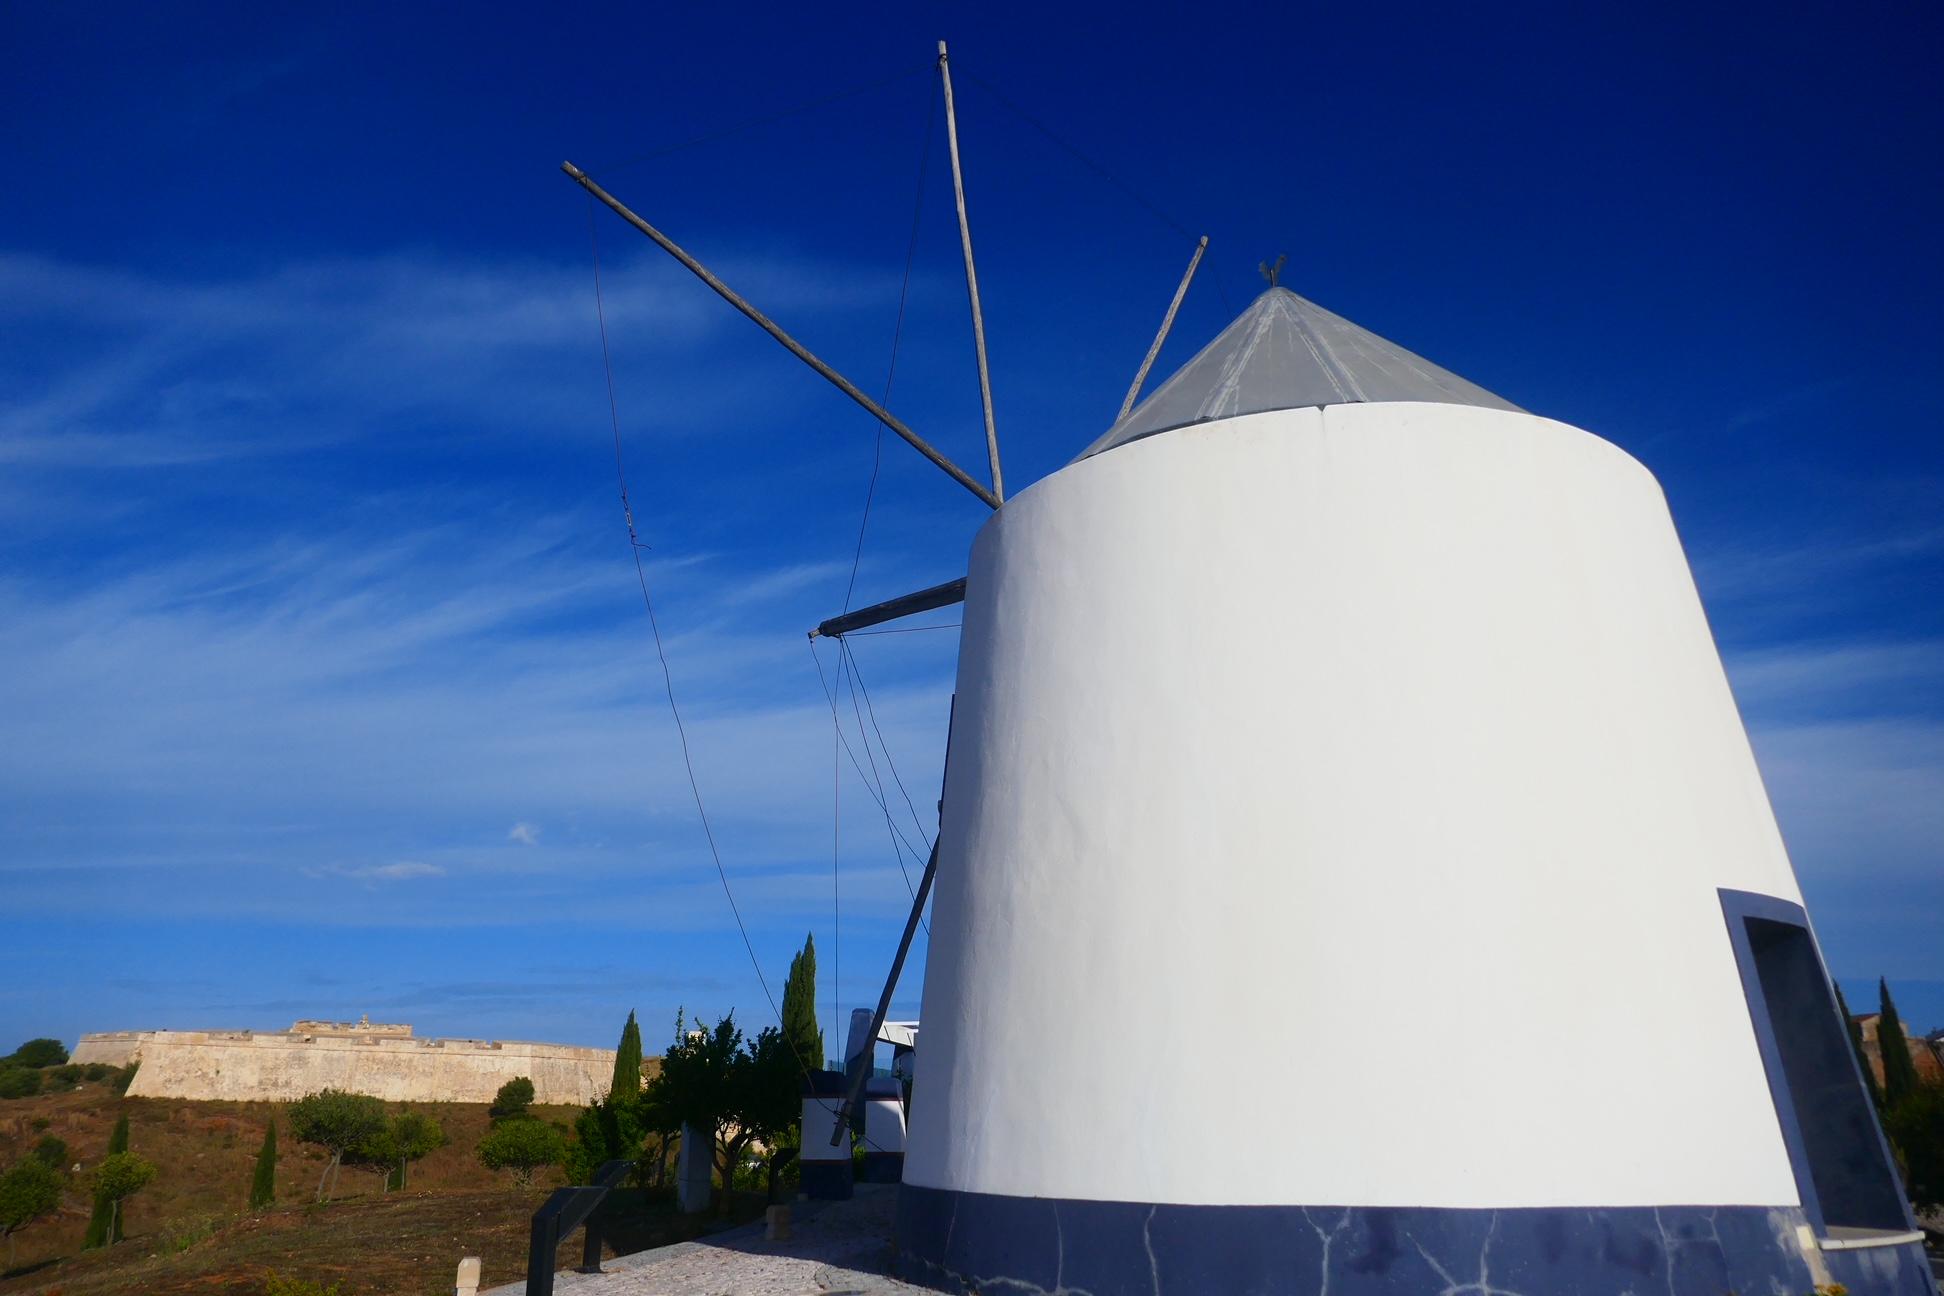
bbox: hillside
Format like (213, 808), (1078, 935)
(0, 1075), (725, 1296)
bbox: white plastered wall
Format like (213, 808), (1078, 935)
(905, 402), (1805, 1210)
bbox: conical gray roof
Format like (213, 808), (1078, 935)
(1076, 287), (1520, 461)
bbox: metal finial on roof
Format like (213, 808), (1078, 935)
(1258, 254), (1287, 287)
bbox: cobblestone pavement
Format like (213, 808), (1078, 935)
(483, 1186), (929, 1296)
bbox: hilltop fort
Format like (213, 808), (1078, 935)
(71, 1016), (614, 1105)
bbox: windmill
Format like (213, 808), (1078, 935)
(562, 46), (1925, 1296)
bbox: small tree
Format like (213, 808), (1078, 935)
(341, 1124), (399, 1195)
(1834, 984), (1884, 1110)
(612, 1011), (643, 1099)
(249, 1121), (278, 1209)
(0, 1069), (39, 1100)
(782, 933), (825, 1071)
(387, 1111), (445, 1190)
(490, 1077), (535, 1123)
(721, 1026), (804, 1206)
(1878, 979), (1921, 1109)
(82, 1113), (130, 1248)
(1, 1158), (62, 1268)
(477, 1119), (565, 1188)
(4, 1040), (68, 1069)
(287, 1090), (388, 1202)
(644, 1014), (800, 1213)
(89, 1152), (155, 1245)
(30, 1136), (67, 1170)
(1884, 1082), (1944, 1212)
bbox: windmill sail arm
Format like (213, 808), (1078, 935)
(811, 578), (966, 639)
(562, 161), (1000, 511)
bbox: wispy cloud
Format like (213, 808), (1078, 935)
(0, 497), (954, 935)
(0, 248), (922, 470)
(306, 860), (447, 883)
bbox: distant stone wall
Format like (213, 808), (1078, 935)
(72, 1028), (617, 1105)
(71, 1032), (144, 1068)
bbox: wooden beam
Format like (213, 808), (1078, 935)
(563, 161), (1001, 511)
(811, 578), (967, 640)
(937, 42), (1004, 502)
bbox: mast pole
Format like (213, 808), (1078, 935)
(937, 41), (1004, 503)
(1117, 235), (1208, 422)
(562, 161), (1000, 511)
(831, 837), (939, 1144)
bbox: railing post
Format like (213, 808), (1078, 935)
(525, 1207), (559, 1296)
(577, 1204), (604, 1274)
(524, 1160), (635, 1293)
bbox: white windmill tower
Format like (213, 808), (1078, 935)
(891, 284), (1928, 1294)
(562, 49), (1924, 1295)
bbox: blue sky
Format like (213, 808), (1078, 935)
(2, 3), (1940, 1059)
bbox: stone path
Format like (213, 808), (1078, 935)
(483, 1187), (929, 1296)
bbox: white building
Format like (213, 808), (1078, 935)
(896, 288), (1927, 1294)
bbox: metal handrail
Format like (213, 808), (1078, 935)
(525, 1158), (633, 1295)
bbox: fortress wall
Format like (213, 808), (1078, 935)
(71, 1033), (144, 1067)
(98, 1031), (615, 1105)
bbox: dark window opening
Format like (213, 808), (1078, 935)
(1723, 891), (1908, 1232)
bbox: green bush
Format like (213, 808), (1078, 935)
(89, 1150), (156, 1244)
(1, 1157), (63, 1267)
(477, 1118), (566, 1188)
(4, 1040), (68, 1069)
(263, 1272), (343, 1296)
(1884, 1081), (1944, 1212)
(110, 1062), (140, 1095)
(159, 1213), (220, 1254)
(31, 1136), (68, 1169)
(287, 1089), (387, 1202)
(490, 1076), (535, 1123)
(40, 1066), (80, 1093)
(0, 1067), (40, 1100)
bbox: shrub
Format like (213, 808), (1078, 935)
(158, 1213), (219, 1254)
(4, 1040), (68, 1069)
(0, 1068), (40, 1100)
(40, 1066), (79, 1093)
(89, 1150), (156, 1244)
(263, 1272), (343, 1296)
(109, 1061), (139, 1095)
(287, 1090), (387, 1202)
(250, 1122), (278, 1210)
(1, 1157), (63, 1268)
(490, 1077), (535, 1123)
(1884, 1081), (1944, 1212)
(82, 1063), (114, 1083)
(477, 1118), (566, 1188)
(83, 1114), (129, 1248)
(31, 1136), (68, 1169)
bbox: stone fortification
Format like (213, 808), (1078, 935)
(71, 1022), (615, 1106)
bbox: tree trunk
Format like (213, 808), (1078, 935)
(715, 1134), (752, 1217)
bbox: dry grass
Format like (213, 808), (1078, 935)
(0, 1079), (738, 1296)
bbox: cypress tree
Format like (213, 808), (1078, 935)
(782, 932), (825, 1071)
(83, 1114), (130, 1248)
(611, 1011), (643, 1099)
(249, 1120), (278, 1209)
(1879, 978), (1921, 1108)
(1834, 984), (1884, 1110)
